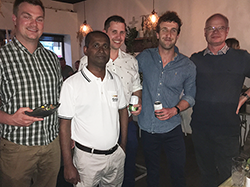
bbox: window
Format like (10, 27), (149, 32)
(39, 34), (64, 58)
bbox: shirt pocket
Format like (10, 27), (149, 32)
(107, 91), (119, 108)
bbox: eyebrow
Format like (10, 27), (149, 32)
(21, 12), (44, 19)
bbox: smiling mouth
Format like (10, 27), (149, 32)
(113, 40), (122, 44)
(27, 28), (38, 32)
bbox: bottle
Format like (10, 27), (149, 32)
(154, 101), (163, 117)
(129, 95), (138, 112)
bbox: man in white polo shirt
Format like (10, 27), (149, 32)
(59, 31), (128, 187)
(78, 15), (142, 187)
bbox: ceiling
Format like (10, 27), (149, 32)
(53, 0), (85, 4)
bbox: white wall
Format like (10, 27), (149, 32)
(0, 0), (80, 67)
(77, 0), (250, 57)
(1, 0), (250, 67)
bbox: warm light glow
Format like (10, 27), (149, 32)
(150, 14), (157, 23)
(77, 21), (93, 46)
(82, 25), (87, 32)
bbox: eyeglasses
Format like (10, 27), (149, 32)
(205, 26), (227, 33)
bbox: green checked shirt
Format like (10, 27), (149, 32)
(0, 38), (63, 146)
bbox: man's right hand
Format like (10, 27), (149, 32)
(9, 107), (43, 127)
(64, 164), (81, 185)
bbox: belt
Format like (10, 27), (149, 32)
(75, 142), (118, 155)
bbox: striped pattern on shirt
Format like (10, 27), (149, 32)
(0, 38), (63, 146)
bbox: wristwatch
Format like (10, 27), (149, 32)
(175, 106), (180, 114)
(242, 93), (250, 100)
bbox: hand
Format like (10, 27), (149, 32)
(10, 107), (44, 127)
(130, 103), (142, 116)
(71, 139), (75, 149)
(155, 107), (177, 121)
(130, 97), (142, 116)
(236, 95), (248, 114)
(64, 164), (81, 185)
(120, 143), (126, 153)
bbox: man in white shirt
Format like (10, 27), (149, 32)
(59, 31), (128, 186)
(78, 15), (142, 187)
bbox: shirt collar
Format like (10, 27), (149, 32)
(80, 64), (113, 82)
(12, 37), (43, 54)
(203, 44), (229, 56)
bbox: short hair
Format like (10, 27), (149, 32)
(13, 0), (45, 16)
(225, 38), (240, 49)
(104, 15), (126, 32)
(205, 13), (229, 28)
(156, 11), (182, 35)
(85, 31), (110, 48)
(59, 57), (65, 61)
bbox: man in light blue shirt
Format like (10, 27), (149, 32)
(136, 11), (196, 187)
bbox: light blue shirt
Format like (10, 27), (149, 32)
(136, 47), (196, 133)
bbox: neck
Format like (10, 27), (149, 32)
(16, 36), (38, 54)
(110, 48), (119, 61)
(207, 42), (226, 55)
(158, 45), (176, 67)
(87, 65), (106, 81)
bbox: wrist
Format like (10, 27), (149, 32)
(174, 106), (180, 114)
(242, 92), (250, 100)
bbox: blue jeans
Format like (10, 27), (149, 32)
(122, 120), (138, 187)
(141, 125), (186, 187)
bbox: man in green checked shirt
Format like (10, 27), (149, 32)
(0, 0), (62, 187)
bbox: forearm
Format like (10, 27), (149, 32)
(59, 118), (74, 167)
(176, 100), (190, 112)
(119, 108), (128, 150)
(0, 110), (12, 124)
(132, 90), (142, 100)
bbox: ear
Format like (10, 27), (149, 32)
(102, 29), (107, 34)
(83, 46), (88, 55)
(156, 32), (159, 39)
(176, 34), (180, 40)
(12, 14), (17, 26)
(226, 27), (229, 36)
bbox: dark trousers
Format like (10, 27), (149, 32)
(141, 125), (186, 187)
(192, 128), (239, 187)
(122, 120), (138, 187)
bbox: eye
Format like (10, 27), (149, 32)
(161, 28), (167, 32)
(103, 44), (109, 49)
(120, 31), (126, 35)
(36, 17), (44, 23)
(94, 43), (99, 48)
(23, 15), (31, 20)
(171, 28), (178, 33)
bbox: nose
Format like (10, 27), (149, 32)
(30, 19), (37, 26)
(98, 46), (105, 53)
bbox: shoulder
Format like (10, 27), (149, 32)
(189, 50), (206, 64)
(136, 48), (157, 60)
(119, 50), (137, 63)
(40, 44), (59, 60)
(177, 53), (196, 71)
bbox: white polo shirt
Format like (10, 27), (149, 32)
(79, 49), (142, 105)
(58, 65), (127, 150)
